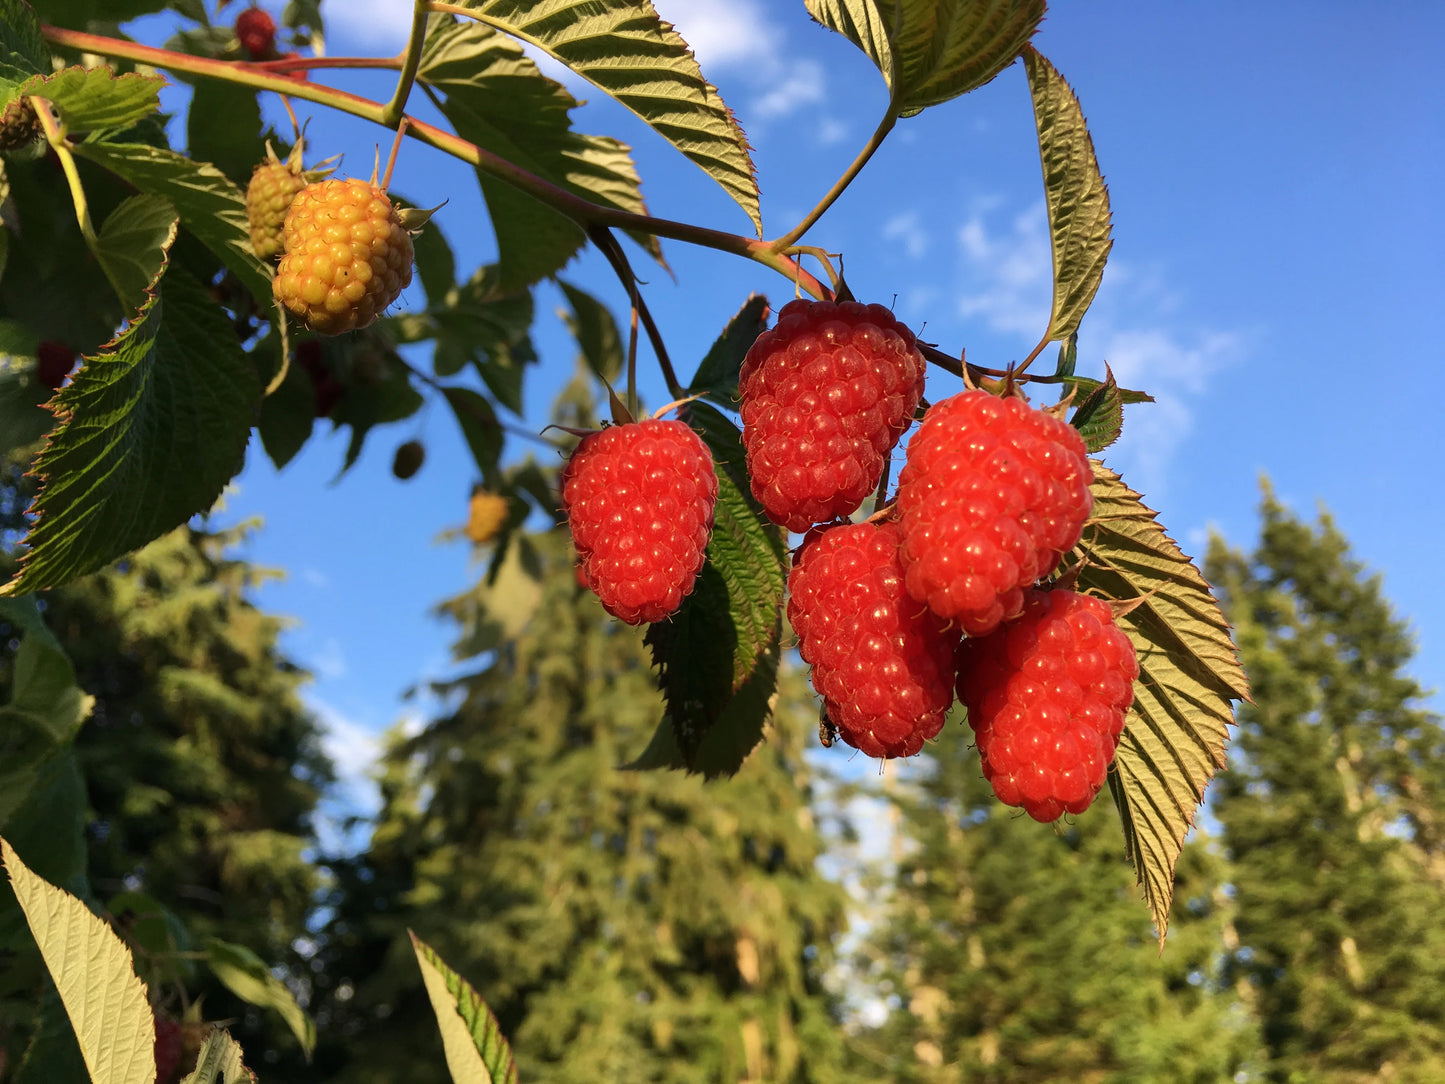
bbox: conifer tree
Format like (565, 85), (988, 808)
(1207, 486), (1445, 1082)
(1, 478), (333, 1066)
(319, 530), (848, 1083)
(856, 713), (1255, 1082)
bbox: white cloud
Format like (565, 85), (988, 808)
(953, 202), (1242, 495)
(883, 211), (930, 261)
(321, 0), (411, 53)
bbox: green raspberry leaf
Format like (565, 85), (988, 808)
(0, 0), (50, 92)
(204, 938), (316, 1059)
(95, 194), (179, 319)
(73, 140), (274, 305)
(444, 0), (761, 236)
(558, 279), (624, 385)
(805, 0), (1044, 114)
(634, 400), (786, 777)
(0, 267), (260, 596)
(1066, 463), (1249, 945)
(19, 67), (163, 133)
(1025, 45), (1113, 342)
(1068, 363), (1129, 453)
(688, 294), (769, 408)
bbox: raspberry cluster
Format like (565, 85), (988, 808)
(562, 419), (718, 626)
(956, 588), (1138, 821)
(246, 156), (309, 260)
(739, 299), (924, 532)
(273, 178), (414, 335)
(787, 521), (958, 758)
(896, 390), (1093, 636)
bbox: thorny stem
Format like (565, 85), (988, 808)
(773, 107), (899, 250)
(1014, 331), (1052, 378)
(626, 304), (640, 417)
(40, 25), (831, 300)
(588, 227), (685, 402)
(380, 0), (430, 128)
(380, 117), (408, 190)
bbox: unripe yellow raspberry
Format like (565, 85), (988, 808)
(273, 178), (414, 335)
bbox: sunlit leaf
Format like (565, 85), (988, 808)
(179, 1028), (256, 1084)
(1024, 46), (1112, 342)
(410, 931), (519, 1084)
(805, 0), (1043, 113)
(19, 67), (163, 132)
(205, 938), (316, 1059)
(95, 194), (178, 319)
(0, 268), (259, 596)
(420, 18), (657, 289)
(449, 0), (760, 234)
(0, 836), (155, 1084)
(1068, 463), (1248, 943)
(687, 294), (769, 408)
(73, 140), (274, 303)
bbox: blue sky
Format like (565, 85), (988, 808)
(168, 2), (1444, 807)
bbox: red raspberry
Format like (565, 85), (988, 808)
(235, 6), (276, 60)
(561, 420), (718, 625)
(896, 390), (1092, 636)
(956, 588), (1138, 822)
(787, 520), (958, 759)
(739, 299), (925, 533)
(154, 1016), (182, 1084)
(36, 340), (78, 389)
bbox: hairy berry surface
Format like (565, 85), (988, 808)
(562, 420), (718, 625)
(273, 178), (413, 335)
(740, 299), (925, 532)
(246, 159), (308, 259)
(787, 520), (958, 759)
(896, 390), (1092, 636)
(957, 588), (1138, 822)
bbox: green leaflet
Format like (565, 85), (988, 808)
(73, 140), (274, 304)
(1069, 463), (1248, 943)
(447, 0), (760, 235)
(558, 279), (624, 385)
(805, 0), (1044, 114)
(410, 932), (519, 1084)
(419, 18), (656, 289)
(443, 386), (504, 487)
(1, 837), (155, 1084)
(17, 67), (163, 133)
(178, 1028), (255, 1084)
(687, 294), (770, 408)
(1025, 46), (1113, 342)
(95, 194), (178, 319)
(204, 938), (316, 1059)
(1, 267), (260, 596)
(636, 401), (786, 777)
(0, 0), (49, 92)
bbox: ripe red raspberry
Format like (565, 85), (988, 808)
(154, 1016), (182, 1084)
(235, 6), (276, 59)
(739, 299), (925, 533)
(787, 520), (958, 759)
(957, 588), (1138, 822)
(246, 159), (308, 260)
(896, 390), (1092, 636)
(273, 178), (414, 335)
(36, 340), (78, 389)
(561, 419), (718, 625)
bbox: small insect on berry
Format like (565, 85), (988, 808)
(562, 419), (718, 626)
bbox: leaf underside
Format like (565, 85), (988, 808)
(806, 0), (1044, 113)
(450, 0), (760, 235)
(19, 66), (163, 132)
(1024, 45), (1113, 342)
(411, 931), (519, 1084)
(1068, 463), (1248, 943)
(2, 837), (156, 1084)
